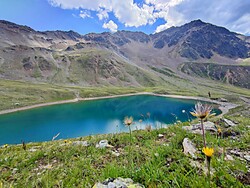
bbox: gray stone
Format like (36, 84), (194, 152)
(107, 182), (116, 188)
(111, 150), (120, 157)
(223, 118), (236, 127)
(224, 154), (234, 161)
(93, 183), (107, 188)
(93, 177), (144, 188)
(96, 140), (113, 148)
(244, 155), (250, 162)
(28, 148), (37, 152)
(183, 138), (197, 159)
(72, 141), (89, 147)
(218, 98), (228, 102)
(182, 121), (217, 134)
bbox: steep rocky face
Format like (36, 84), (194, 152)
(151, 20), (250, 59)
(181, 62), (250, 89)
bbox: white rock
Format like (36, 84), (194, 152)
(183, 138), (197, 159)
(154, 153), (159, 157)
(224, 154), (234, 161)
(182, 121), (217, 134)
(96, 140), (113, 148)
(107, 182), (116, 188)
(72, 141), (89, 147)
(92, 183), (107, 188)
(111, 151), (120, 157)
(158, 134), (164, 138)
(28, 148), (37, 152)
(223, 118), (236, 127)
(244, 155), (250, 162)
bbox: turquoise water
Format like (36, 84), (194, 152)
(0, 95), (221, 145)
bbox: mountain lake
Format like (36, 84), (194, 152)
(0, 95), (221, 145)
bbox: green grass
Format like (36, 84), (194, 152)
(1, 77), (250, 112)
(0, 114), (249, 187)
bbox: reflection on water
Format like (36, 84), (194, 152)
(0, 95), (221, 145)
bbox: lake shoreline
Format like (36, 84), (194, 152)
(0, 92), (238, 116)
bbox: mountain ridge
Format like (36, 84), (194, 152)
(0, 19), (249, 88)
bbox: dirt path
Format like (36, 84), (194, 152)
(0, 92), (238, 116)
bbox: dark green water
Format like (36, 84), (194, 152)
(0, 95), (221, 145)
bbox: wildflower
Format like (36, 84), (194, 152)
(202, 147), (214, 184)
(4, 144), (8, 148)
(190, 102), (214, 147)
(202, 147), (214, 157)
(190, 102), (213, 119)
(64, 140), (68, 143)
(124, 116), (133, 126)
(139, 119), (143, 123)
(217, 128), (222, 134)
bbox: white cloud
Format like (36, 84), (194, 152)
(97, 9), (109, 20)
(48, 0), (250, 35)
(79, 10), (91, 19)
(103, 20), (118, 32)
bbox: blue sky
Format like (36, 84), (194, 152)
(0, 0), (249, 35)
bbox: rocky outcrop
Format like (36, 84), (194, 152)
(181, 62), (250, 89)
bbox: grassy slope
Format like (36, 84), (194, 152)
(0, 113), (249, 187)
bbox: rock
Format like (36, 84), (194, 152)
(28, 148), (37, 152)
(107, 182), (116, 188)
(154, 153), (159, 157)
(218, 98), (228, 102)
(96, 140), (113, 148)
(93, 177), (144, 188)
(244, 155), (250, 162)
(158, 134), (164, 139)
(222, 130), (240, 138)
(182, 121), (217, 134)
(114, 178), (128, 188)
(93, 183), (107, 188)
(224, 154), (234, 161)
(111, 150), (120, 157)
(189, 159), (215, 175)
(72, 141), (89, 147)
(182, 138), (197, 159)
(222, 118), (236, 127)
(12, 168), (18, 174)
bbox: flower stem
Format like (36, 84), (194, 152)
(201, 119), (206, 147)
(207, 157), (211, 187)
